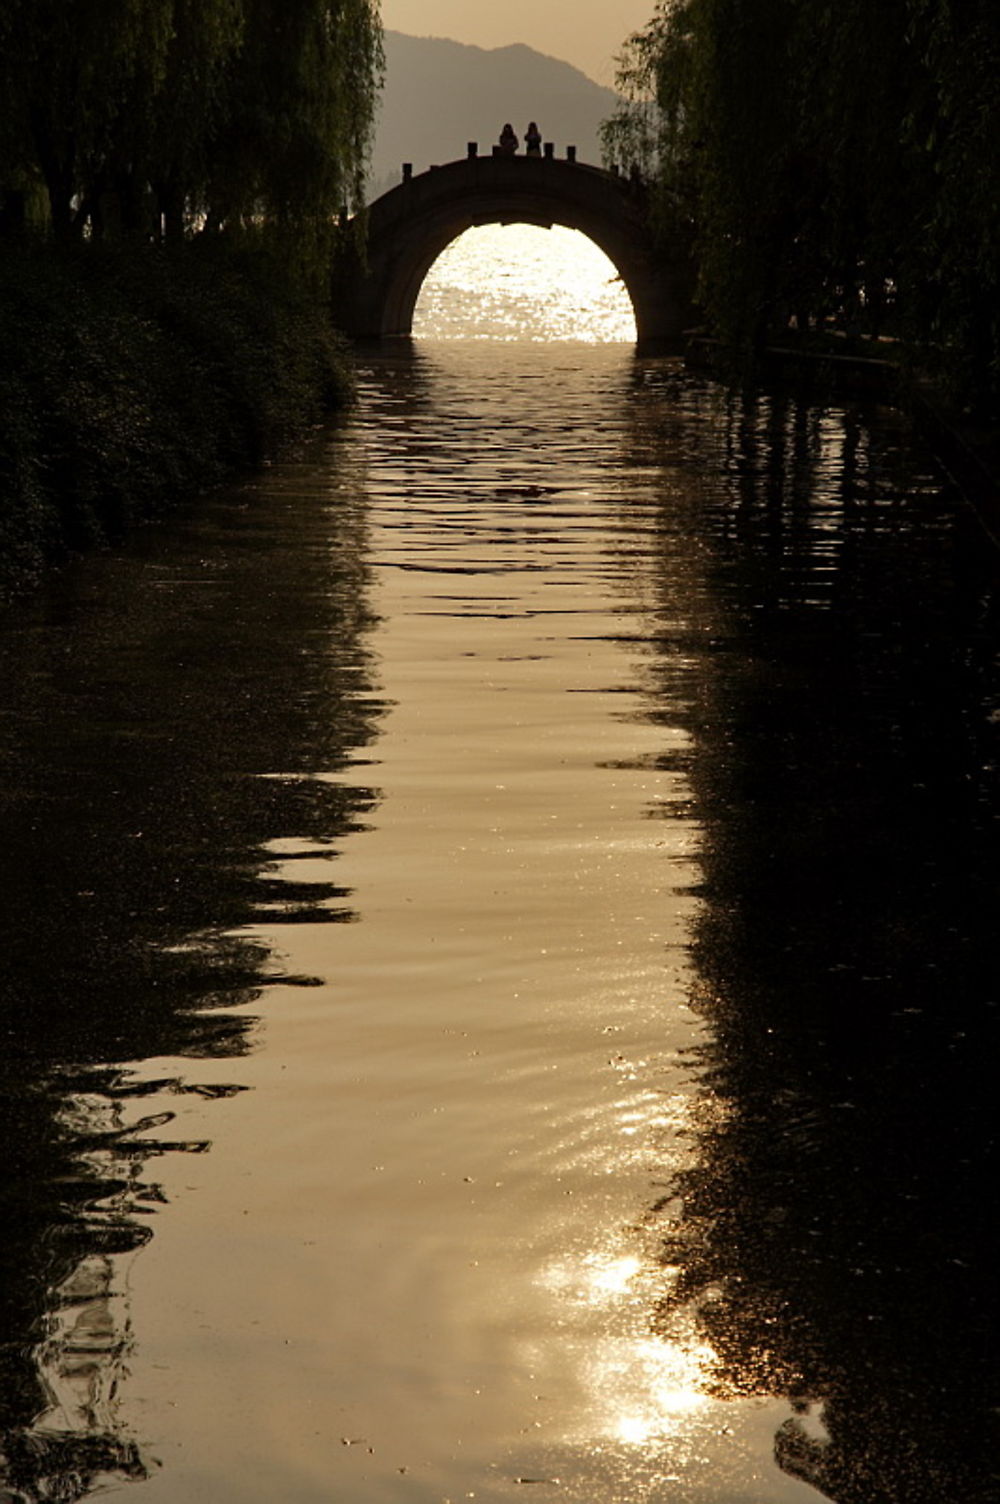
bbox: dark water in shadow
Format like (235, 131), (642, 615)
(0, 464), (384, 1498)
(1, 346), (998, 1502)
(622, 372), (1000, 1501)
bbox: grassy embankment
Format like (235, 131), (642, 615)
(0, 239), (353, 605)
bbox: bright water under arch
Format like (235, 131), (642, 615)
(412, 223), (638, 342)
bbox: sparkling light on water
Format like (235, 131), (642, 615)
(413, 222), (638, 342)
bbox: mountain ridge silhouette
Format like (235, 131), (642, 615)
(371, 31), (620, 195)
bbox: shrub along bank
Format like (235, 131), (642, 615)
(0, 239), (354, 604)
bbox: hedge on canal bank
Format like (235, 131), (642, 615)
(0, 238), (354, 605)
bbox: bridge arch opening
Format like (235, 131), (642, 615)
(411, 223), (637, 343)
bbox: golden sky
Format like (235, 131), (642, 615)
(378, 0), (656, 85)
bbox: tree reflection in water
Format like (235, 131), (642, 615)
(629, 378), (1000, 1502)
(0, 470), (382, 1499)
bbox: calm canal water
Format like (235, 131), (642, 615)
(1, 230), (999, 1503)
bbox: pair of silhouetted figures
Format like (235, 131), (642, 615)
(498, 122), (541, 156)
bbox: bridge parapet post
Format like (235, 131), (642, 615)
(467, 142), (477, 159)
(543, 142), (554, 160)
(402, 162), (412, 182)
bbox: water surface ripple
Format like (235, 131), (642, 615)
(1, 339), (998, 1503)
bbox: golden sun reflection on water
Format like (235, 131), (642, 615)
(608, 1335), (714, 1437)
(413, 222), (638, 342)
(537, 1231), (717, 1459)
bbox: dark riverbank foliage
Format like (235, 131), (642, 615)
(0, 0), (382, 244)
(603, 0), (999, 417)
(0, 0), (384, 603)
(0, 240), (353, 603)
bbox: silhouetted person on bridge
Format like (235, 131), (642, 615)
(525, 122), (542, 156)
(498, 123), (518, 155)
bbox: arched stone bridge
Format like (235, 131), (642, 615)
(333, 150), (697, 351)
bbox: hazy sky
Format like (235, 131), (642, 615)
(379, 1), (656, 85)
